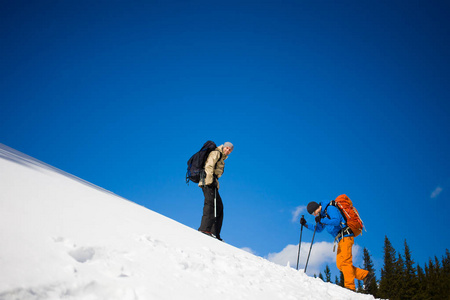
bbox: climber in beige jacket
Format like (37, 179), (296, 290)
(198, 142), (233, 241)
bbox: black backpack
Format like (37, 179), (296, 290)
(186, 141), (218, 185)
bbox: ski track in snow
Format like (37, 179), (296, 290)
(0, 144), (377, 300)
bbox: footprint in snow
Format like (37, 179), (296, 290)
(68, 247), (96, 263)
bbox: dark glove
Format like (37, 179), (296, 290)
(315, 215), (322, 223)
(300, 217), (307, 226)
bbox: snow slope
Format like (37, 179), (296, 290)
(0, 144), (376, 300)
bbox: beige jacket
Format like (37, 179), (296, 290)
(199, 145), (228, 189)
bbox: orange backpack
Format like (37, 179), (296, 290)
(326, 194), (365, 237)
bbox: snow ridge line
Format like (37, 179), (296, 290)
(0, 143), (128, 202)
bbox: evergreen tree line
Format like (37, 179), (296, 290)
(314, 236), (450, 299)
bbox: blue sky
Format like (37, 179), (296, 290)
(1, 0), (449, 279)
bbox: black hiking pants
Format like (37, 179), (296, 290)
(198, 185), (223, 238)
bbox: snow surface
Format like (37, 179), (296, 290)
(0, 144), (376, 300)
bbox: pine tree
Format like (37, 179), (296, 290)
(442, 249), (450, 295)
(379, 236), (397, 299)
(425, 258), (439, 299)
(362, 247), (378, 297)
(403, 240), (418, 299)
(356, 279), (364, 293)
(433, 256), (444, 299)
(394, 253), (405, 299)
(416, 253), (450, 300)
(415, 265), (427, 300)
(424, 260), (432, 297)
(318, 272), (324, 281)
(324, 265), (331, 282)
(442, 249), (450, 274)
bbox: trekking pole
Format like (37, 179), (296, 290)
(214, 186), (217, 218)
(296, 215), (304, 270)
(304, 223), (317, 273)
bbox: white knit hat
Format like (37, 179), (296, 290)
(223, 142), (234, 149)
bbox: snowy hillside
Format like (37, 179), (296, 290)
(0, 144), (376, 300)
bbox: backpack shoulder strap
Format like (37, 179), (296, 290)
(214, 151), (223, 170)
(326, 200), (348, 227)
(208, 149), (222, 162)
(212, 149), (223, 159)
(323, 201), (336, 219)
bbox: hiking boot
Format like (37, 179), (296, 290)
(199, 230), (213, 237)
(199, 230), (223, 241)
(363, 272), (375, 290)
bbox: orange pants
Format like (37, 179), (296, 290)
(336, 236), (369, 291)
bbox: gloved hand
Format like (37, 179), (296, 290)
(300, 216), (307, 226)
(315, 215), (322, 223)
